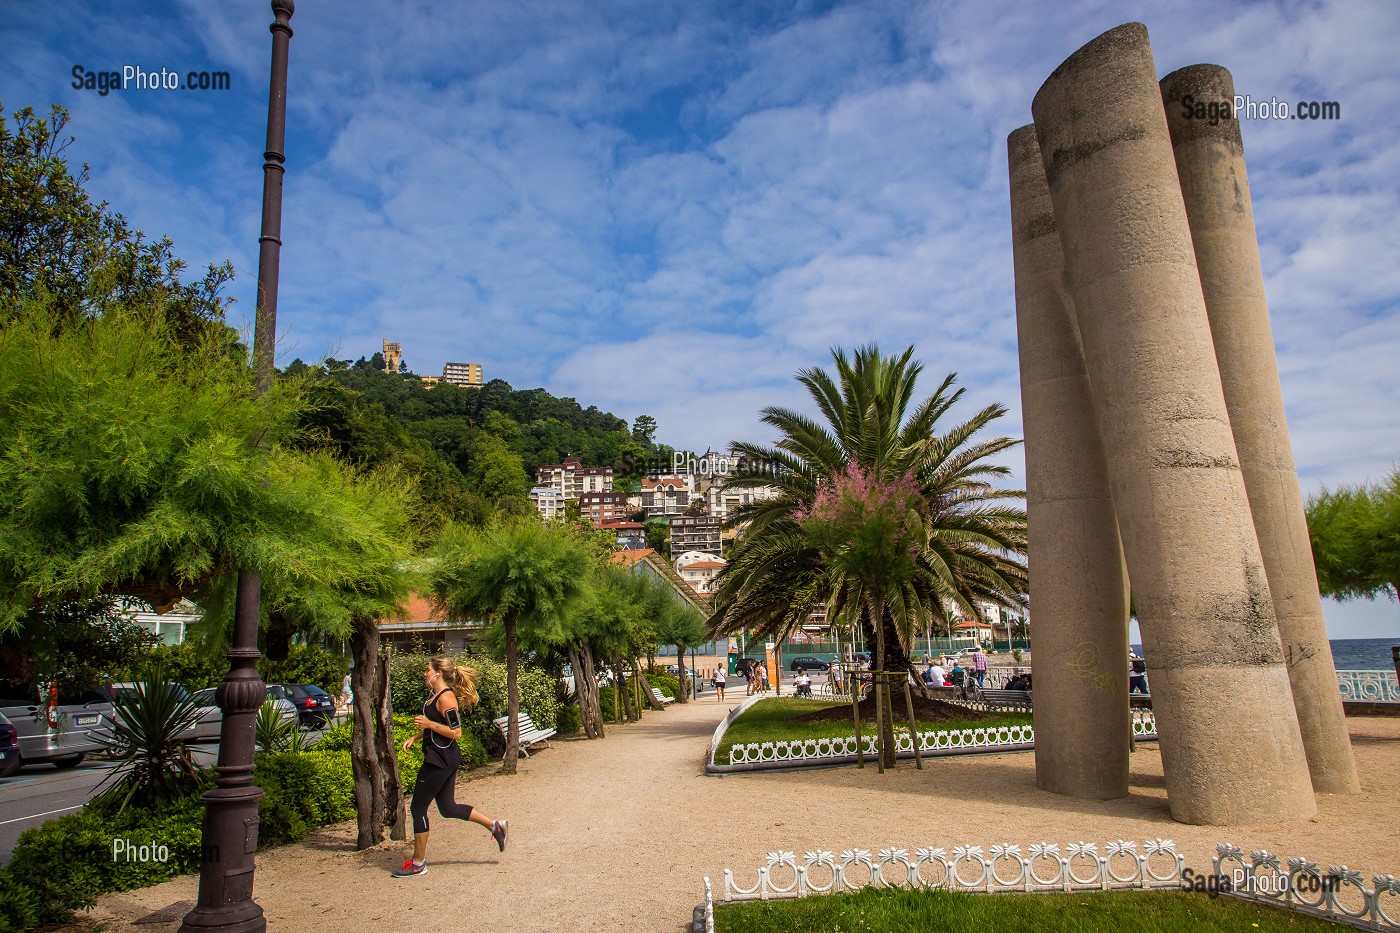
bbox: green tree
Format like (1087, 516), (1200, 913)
(1, 104), (233, 348)
(632, 415), (658, 445)
(709, 346), (1027, 684)
(653, 595), (706, 703)
(430, 519), (592, 773)
(1307, 467), (1400, 610)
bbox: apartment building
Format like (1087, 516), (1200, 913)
(580, 491), (630, 524)
(670, 514), (722, 556)
(442, 362), (483, 387)
(529, 486), (567, 520)
(674, 551), (727, 596)
(640, 475), (692, 517)
(536, 456), (614, 499)
(597, 520), (647, 550)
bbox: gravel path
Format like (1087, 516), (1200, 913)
(86, 700), (1400, 932)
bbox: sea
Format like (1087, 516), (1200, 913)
(1130, 638), (1396, 671)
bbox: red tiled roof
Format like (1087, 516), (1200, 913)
(610, 548), (656, 567)
(680, 561), (726, 570)
(381, 592), (445, 625)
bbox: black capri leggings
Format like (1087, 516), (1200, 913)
(410, 764), (473, 833)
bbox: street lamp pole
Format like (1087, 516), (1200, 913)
(180, 3), (293, 932)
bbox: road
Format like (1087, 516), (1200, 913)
(0, 744), (219, 862)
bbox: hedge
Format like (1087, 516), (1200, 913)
(0, 745), (421, 932)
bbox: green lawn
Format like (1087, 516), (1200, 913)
(716, 699), (1032, 764)
(715, 887), (1342, 932)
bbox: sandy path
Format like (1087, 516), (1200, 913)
(88, 701), (1400, 932)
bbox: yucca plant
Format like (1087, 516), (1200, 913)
(254, 699), (311, 753)
(95, 666), (204, 812)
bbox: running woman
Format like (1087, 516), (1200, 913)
(393, 656), (507, 878)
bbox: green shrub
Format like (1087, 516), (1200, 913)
(599, 685), (618, 721)
(118, 642), (226, 691)
(259, 644), (349, 695)
(5, 786), (207, 926)
(556, 702), (581, 735)
(317, 715), (354, 751)
(646, 673), (681, 700)
(388, 649), (432, 715)
(0, 866), (42, 931)
(254, 750), (356, 845)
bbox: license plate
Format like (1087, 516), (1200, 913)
(73, 714), (99, 726)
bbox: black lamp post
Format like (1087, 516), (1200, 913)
(179, 3), (292, 931)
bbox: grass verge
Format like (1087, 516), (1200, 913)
(716, 699), (1031, 764)
(714, 887), (1342, 932)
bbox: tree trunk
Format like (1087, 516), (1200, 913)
(868, 599), (896, 769)
(675, 647), (689, 704)
(264, 609), (293, 663)
(350, 622), (386, 849)
(502, 617), (520, 774)
(569, 642), (605, 739)
(615, 659), (635, 722)
(637, 670), (667, 711)
(376, 645), (406, 840)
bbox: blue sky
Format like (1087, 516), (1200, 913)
(4, 1), (1398, 638)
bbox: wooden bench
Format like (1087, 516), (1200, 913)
(979, 688), (1033, 711)
(492, 713), (557, 757)
(650, 686), (675, 706)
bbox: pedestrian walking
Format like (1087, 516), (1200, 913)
(973, 646), (988, 689)
(393, 656), (507, 877)
(713, 667), (727, 702)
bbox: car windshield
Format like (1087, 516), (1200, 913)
(192, 688), (217, 707)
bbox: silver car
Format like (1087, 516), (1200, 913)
(0, 688), (116, 769)
(188, 686), (298, 741)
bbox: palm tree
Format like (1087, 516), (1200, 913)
(710, 345), (1027, 682)
(431, 518), (592, 773)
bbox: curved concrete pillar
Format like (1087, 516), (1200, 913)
(1161, 64), (1360, 795)
(1031, 23), (1315, 824)
(1009, 124), (1131, 800)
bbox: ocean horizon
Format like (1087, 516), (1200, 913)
(1129, 637), (1397, 671)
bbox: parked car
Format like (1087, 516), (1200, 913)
(187, 687), (299, 741)
(788, 656), (830, 673)
(735, 657), (762, 676)
(0, 687), (116, 769)
(0, 710), (20, 777)
(104, 681), (201, 748)
(268, 684), (335, 728)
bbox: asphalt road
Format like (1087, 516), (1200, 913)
(0, 744), (219, 862)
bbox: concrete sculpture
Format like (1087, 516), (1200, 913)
(1012, 22), (1326, 824)
(1160, 64), (1360, 796)
(1009, 124), (1132, 801)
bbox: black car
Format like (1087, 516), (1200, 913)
(269, 684), (335, 727)
(0, 711), (20, 777)
(788, 656), (830, 673)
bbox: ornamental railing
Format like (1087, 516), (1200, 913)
(1336, 670), (1400, 704)
(718, 710), (1156, 767)
(718, 838), (1185, 902)
(1214, 844), (1399, 930)
(696, 841), (1398, 932)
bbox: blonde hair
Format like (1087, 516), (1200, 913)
(429, 656), (479, 709)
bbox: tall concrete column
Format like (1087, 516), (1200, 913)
(1161, 65), (1360, 795)
(1031, 22), (1315, 824)
(1009, 124), (1131, 800)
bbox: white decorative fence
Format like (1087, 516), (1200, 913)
(698, 841), (1398, 932)
(1337, 670), (1400, 704)
(1214, 844), (1400, 931)
(720, 839), (1184, 900)
(717, 709), (1157, 768)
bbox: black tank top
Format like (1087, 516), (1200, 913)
(422, 688), (461, 771)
